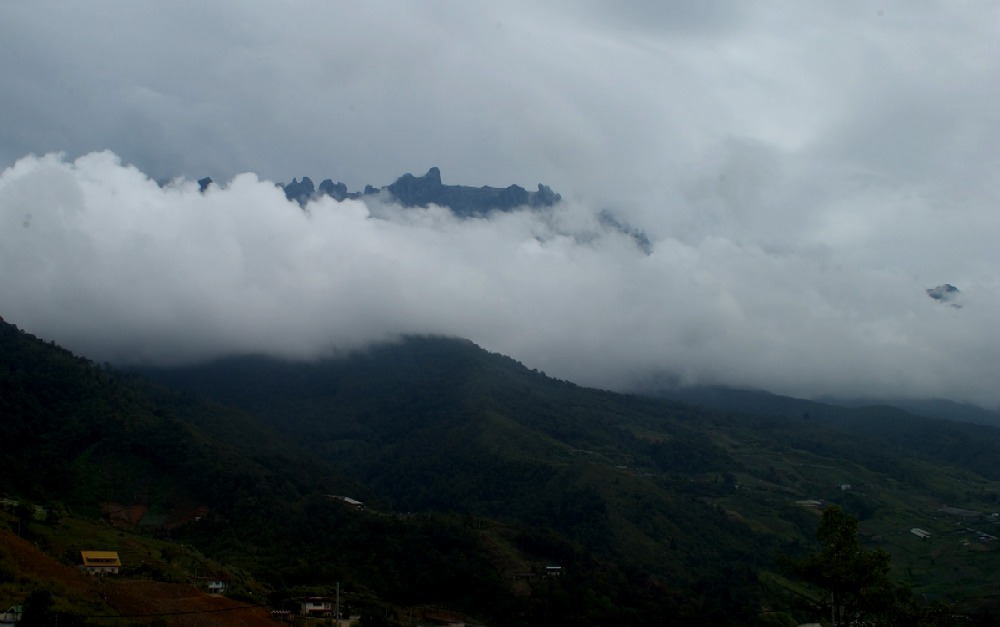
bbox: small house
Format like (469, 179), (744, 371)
(80, 551), (121, 575)
(207, 580), (227, 595)
(300, 597), (333, 617)
(545, 565), (563, 577)
(910, 528), (931, 539)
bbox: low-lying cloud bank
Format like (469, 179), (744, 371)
(2, 151), (998, 408)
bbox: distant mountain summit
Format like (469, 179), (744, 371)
(273, 167), (561, 215)
(927, 283), (962, 308)
(385, 167), (561, 216)
(194, 168), (661, 252)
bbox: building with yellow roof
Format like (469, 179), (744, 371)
(80, 551), (121, 575)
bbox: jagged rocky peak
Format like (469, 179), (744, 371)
(386, 167), (446, 207)
(424, 166), (442, 185)
(534, 183), (559, 205)
(385, 167), (561, 216)
(927, 284), (959, 301)
(318, 179), (349, 201)
(282, 177), (315, 204)
(927, 284), (962, 308)
(271, 167), (561, 216)
(193, 169), (560, 216)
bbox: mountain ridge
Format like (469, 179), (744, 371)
(200, 167), (562, 215)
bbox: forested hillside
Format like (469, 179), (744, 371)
(142, 338), (774, 622)
(8, 315), (1000, 624)
(141, 335), (1000, 623)
(0, 315), (329, 515)
(0, 318), (763, 624)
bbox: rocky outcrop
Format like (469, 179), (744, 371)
(281, 177), (315, 205)
(927, 284), (962, 308)
(317, 179), (348, 201)
(275, 167), (561, 215)
(386, 167), (561, 216)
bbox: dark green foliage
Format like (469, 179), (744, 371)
(138, 338), (767, 567)
(795, 506), (898, 624)
(645, 430), (734, 473)
(792, 506), (953, 627)
(137, 337), (783, 623)
(657, 386), (1000, 481)
(0, 316), (330, 517)
(827, 489), (878, 520)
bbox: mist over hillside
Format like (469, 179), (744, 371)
(2, 152), (998, 410)
(4, 3), (1000, 408)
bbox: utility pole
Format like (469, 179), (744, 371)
(336, 582), (340, 626)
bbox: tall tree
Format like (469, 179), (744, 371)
(795, 506), (899, 625)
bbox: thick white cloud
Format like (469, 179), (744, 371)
(2, 151), (999, 409)
(1, 2), (999, 406)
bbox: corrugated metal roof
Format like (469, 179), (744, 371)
(80, 551), (121, 566)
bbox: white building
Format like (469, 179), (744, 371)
(300, 597), (333, 617)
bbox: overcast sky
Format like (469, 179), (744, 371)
(2, 1), (1000, 407)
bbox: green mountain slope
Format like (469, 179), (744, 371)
(141, 339), (770, 607)
(653, 385), (1000, 482)
(139, 335), (1000, 619)
(0, 319), (763, 624)
(0, 315), (332, 518)
(10, 315), (1000, 624)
